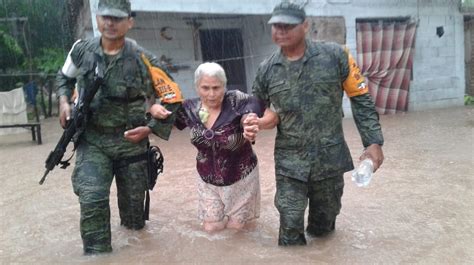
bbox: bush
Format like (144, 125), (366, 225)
(465, 95), (474, 106)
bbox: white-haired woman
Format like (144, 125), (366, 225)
(150, 62), (278, 232)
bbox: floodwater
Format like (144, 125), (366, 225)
(0, 106), (473, 264)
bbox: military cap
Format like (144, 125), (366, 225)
(97, 0), (131, 18)
(268, 1), (306, 25)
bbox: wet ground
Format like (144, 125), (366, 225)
(0, 106), (473, 264)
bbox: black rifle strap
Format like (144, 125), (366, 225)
(59, 152), (75, 169)
(144, 141), (151, 221)
(144, 190), (150, 221)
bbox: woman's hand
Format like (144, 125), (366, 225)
(242, 113), (259, 142)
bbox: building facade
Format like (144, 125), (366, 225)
(77, 0), (466, 114)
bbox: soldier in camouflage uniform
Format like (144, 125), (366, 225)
(56, 0), (178, 254)
(244, 2), (384, 246)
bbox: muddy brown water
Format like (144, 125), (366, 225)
(1, 106), (473, 264)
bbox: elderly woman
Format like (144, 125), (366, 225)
(151, 62), (278, 232)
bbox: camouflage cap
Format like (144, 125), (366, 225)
(268, 2), (306, 25)
(97, 0), (131, 18)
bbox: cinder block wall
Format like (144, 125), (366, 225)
(307, 0), (465, 111)
(408, 10), (465, 110)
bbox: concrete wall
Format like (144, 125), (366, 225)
(465, 18), (474, 96)
(127, 12), (199, 99)
(303, 0), (465, 111)
(89, 0), (280, 15)
(85, 0), (465, 111)
(127, 12), (260, 99)
(241, 16), (274, 92)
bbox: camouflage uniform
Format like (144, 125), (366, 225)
(252, 40), (384, 245)
(57, 37), (178, 254)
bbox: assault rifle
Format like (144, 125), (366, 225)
(39, 73), (104, 185)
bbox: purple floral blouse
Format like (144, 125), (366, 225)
(175, 90), (265, 186)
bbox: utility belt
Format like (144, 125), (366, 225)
(90, 124), (127, 134)
(112, 145), (163, 190)
(112, 145), (164, 221)
(105, 95), (146, 103)
(89, 122), (146, 134)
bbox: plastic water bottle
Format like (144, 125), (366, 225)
(351, 159), (374, 187)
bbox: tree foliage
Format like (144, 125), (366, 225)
(0, 29), (24, 69)
(0, 0), (75, 90)
(33, 48), (65, 74)
(0, 0), (73, 54)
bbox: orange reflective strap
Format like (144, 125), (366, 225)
(141, 53), (184, 104)
(342, 48), (369, 97)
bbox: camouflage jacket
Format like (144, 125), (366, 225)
(252, 40), (384, 182)
(56, 37), (178, 141)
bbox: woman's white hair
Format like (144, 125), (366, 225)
(194, 62), (227, 88)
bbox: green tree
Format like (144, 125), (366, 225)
(0, 0), (74, 91)
(33, 47), (65, 74)
(0, 0), (73, 71)
(0, 29), (24, 69)
(0, 0), (73, 56)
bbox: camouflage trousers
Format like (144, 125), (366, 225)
(275, 174), (344, 246)
(72, 141), (148, 254)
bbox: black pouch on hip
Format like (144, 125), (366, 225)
(144, 145), (164, 221)
(147, 145), (164, 191)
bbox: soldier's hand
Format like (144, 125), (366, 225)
(59, 96), (71, 128)
(360, 144), (384, 172)
(149, 104), (172, 119)
(124, 126), (151, 143)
